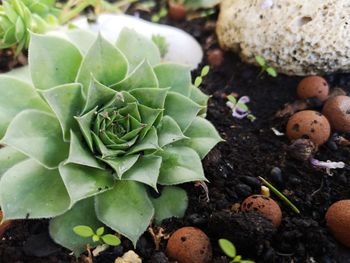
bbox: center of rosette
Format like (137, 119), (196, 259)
(91, 102), (145, 157)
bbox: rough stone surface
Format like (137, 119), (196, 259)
(217, 0), (350, 76)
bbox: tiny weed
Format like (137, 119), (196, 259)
(194, 65), (210, 87)
(255, 55), (278, 78)
(73, 225), (121, 246)
(151, 7), (168, 22)
(227, 95), (256, 122)
(219, 239), (255, 263)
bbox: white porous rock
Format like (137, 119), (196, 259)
(217, 0), (350, 76)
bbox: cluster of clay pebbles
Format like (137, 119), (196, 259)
(165, 194), (283, 263)
(286, 76), (350, 248)
(286, 76), (350, 146)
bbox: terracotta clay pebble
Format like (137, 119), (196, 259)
(322, 95), (350, 132)
(325, 200), (350, 248)
(286, 110), (331, 146)
(168, 3), (186, 21)
(241, 195), (282, 227)
(166, 227), (212, 263)
(297, 76), (329, 102)
(207, 49), (224, 66)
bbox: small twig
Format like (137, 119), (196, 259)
(310, 178), (324, 197)
(259, 176), (300, 214)
(194, 181), (210, 203)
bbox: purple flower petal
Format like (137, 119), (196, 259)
(226, 101), (234, 109)
(235, 107), (248, 114)
(310, 158), (345, 175)
(232, 109), (249, 119)
(237, 96), (250, 104)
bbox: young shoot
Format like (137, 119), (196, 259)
(152, 34), (169, 58)
(226, 95), (256, 122)
(194, 65), (210, 87)
(255, 55), (278, 78)
(73, 225), (121, 247)
(218, 239), (255, 263)
(258, 177), (300, 214)
(151, 7), (168, 22)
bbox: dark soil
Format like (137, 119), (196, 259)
(1, 3), (350, 263)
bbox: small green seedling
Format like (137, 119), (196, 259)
(255, 55), (278, 78)
(259, 176), (300, 214)
(194, 65), (210, 87)
(218, 239), (255, 263)
(73, 225), (121, 246)
(151, 7), (168, 22)
(152, 34), (169, 58)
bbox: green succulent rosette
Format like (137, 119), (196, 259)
(0, 0), (57, 54)
(0, 28), (222, 253)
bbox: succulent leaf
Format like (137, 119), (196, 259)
(189, 85), (210, 116)
(0, 29), (222, 252)
(63, 29), (96, 55)
(111, 59), (159, 91)
(0, 76), (50, 138)
(100, 155), (139, 179)
(176, 117), (223, 159)
(129, 87), (168, 109)
(122, 155), (162, 189)
(83, 77), (119, 114)
(164, 92), (202, 131)
(154, 63), (192, 96)
(65, 131), (104, 169)
(77, 34), (128, 93)
(151, 186), (188, 224)
(49, 198), (101, 255)
(157, 116), (187, 147)
(157, 146), (206, 185)
(0, 159), (70, 219)
(41, 83), (84, 141)
(59, 163), (114, 204)
(0, 146), (27, 178)
(95, 181), (154, 246)
(29, 33), (83, 90)
(116, 28), (161, 71)
(1, 110), (69, 168)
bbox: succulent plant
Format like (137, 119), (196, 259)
(0, 28), (222, 253)
(0, 0), (118, 54)
(0, 0), (58, 54)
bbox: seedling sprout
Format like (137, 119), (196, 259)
(218, 239), (255, 263)
(195, 65), (210, 87)
(255, 55), (278, 78)
(73, 225), (121, 247)
(226, 95), (256, 122)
